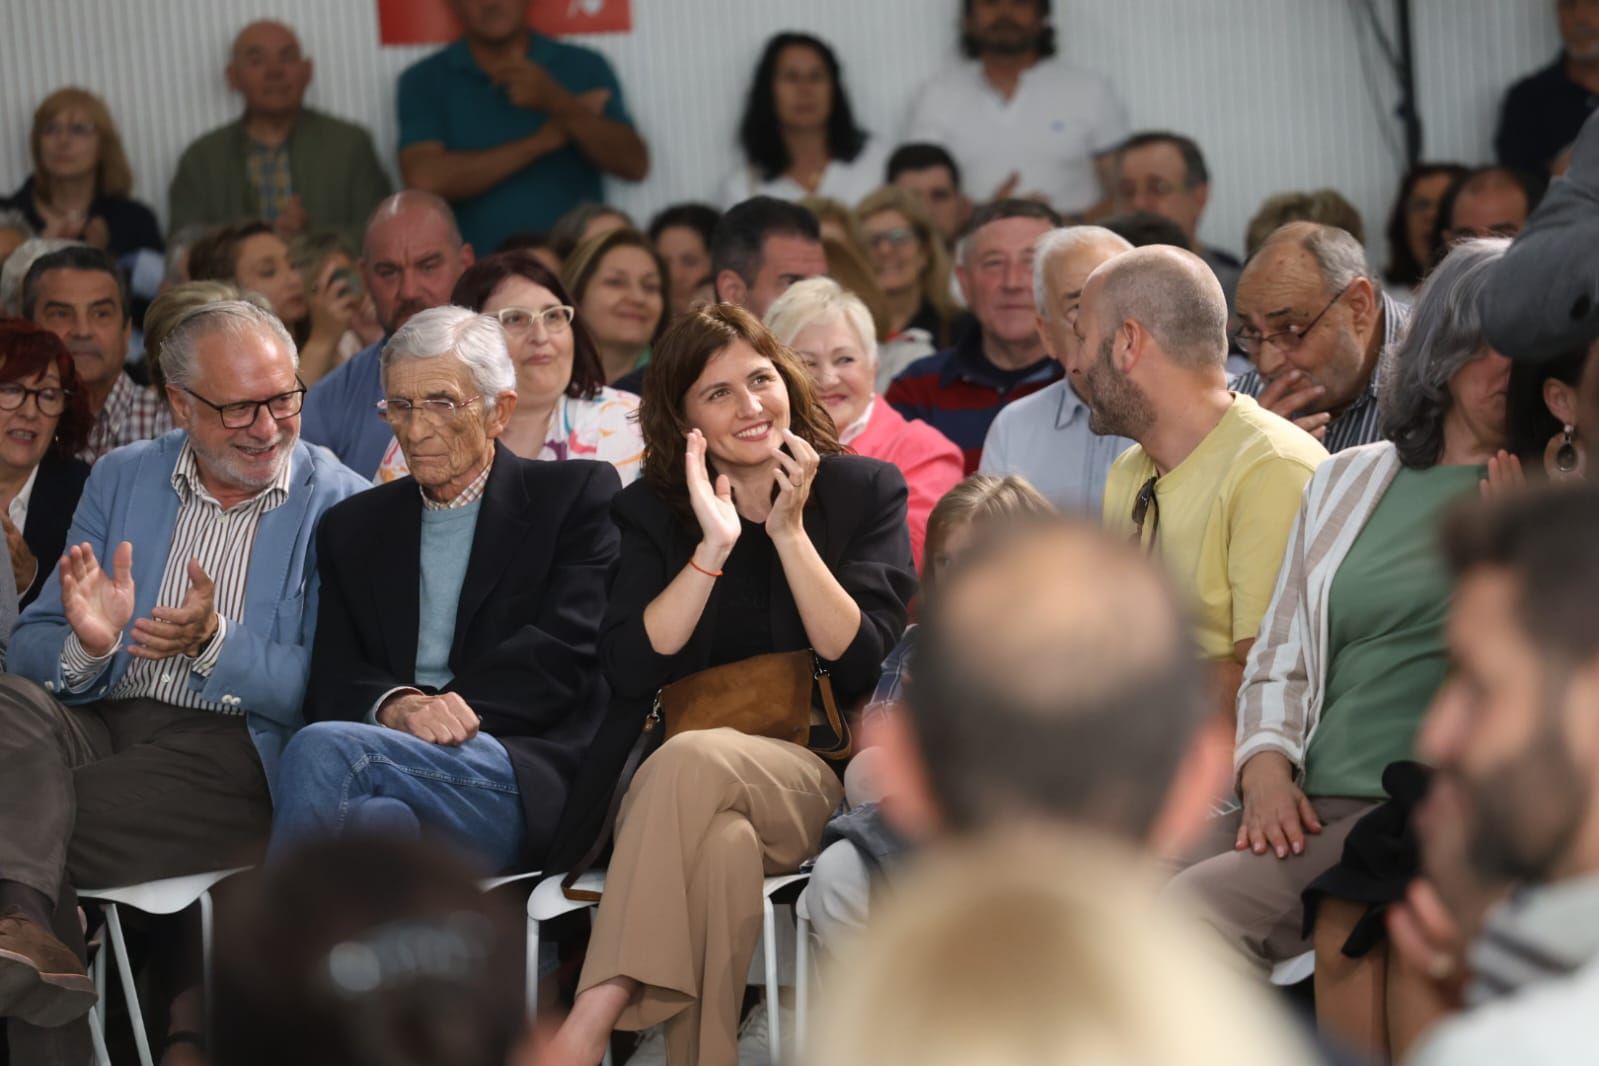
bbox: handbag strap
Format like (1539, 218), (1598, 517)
(561, 705), (661, 902)
(811, 658), (853, 762)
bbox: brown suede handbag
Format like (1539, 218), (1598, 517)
(561, 650), (852, 901)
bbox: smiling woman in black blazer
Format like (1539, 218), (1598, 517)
(541, 304), (916, 1066)
(0, 319), (92, 609)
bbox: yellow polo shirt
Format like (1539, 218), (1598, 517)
(1102, 393), (1328, 661)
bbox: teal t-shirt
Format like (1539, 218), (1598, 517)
(397, 35), (633, 252)
(1303, 464), (1481, 798)
(416, 500), (482, 690)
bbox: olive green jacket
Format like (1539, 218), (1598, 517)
(167, 108), (392, 249)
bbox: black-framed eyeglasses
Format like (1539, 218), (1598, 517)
(0, 384), (72, 417)
(183, 380), (306, 429)
(1233, 282), (1352, 358)
(1131, 475), (1160, 550)
(375, 395), (483, 424)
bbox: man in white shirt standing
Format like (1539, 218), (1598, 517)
(906, 0), (1126, 219)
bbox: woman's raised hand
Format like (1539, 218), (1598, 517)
(685, 429), (740, 554)
(766, 429), (819, 539)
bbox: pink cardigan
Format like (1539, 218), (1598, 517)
(849, 398), (964, 570)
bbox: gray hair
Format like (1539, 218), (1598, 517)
(161, 300), (298, 391)
(1265, 221), (1375, 297)
(0, 238), (78, 316)
(1379, 237), (1510, 469)
(1033, 226), (1133, 318)
(381, 305), (515, 401)
(763, 277), (879, 367)
(1092, 246), (1228, 370)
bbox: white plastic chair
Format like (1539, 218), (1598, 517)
(78, 867), (248, 1066)
(478, 869), (543, 1016)
(527, 870), (811, 1066)
(1271, 949), (1315, 986)
(793, 885), (814, 1058)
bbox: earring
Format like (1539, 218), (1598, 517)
(1545, 423), (1588, 480)
(1557, 424), (1581, 473)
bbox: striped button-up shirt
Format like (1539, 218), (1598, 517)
(1231, 290), (1411, 454)
(61, 440), (292, 713)
(81, 372), (175, 464)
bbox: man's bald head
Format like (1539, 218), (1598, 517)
(227, 21), (310, 120)
(1084, 244), (1228, 370)
(906, 518), (1204, 836)
(360, 192), (474, 334)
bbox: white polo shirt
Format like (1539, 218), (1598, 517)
(905, 59), (1127, 214)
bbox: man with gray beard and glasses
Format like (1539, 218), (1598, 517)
(0, 300), (366, 1065)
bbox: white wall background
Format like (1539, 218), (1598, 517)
(0, 0), (1560, 269)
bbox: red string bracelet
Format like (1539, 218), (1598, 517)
(689, 558), (723, 578)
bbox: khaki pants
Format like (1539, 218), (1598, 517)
(578, 729), (842, 1066)
(1166, 796), (1377, 978)
(0, 674), (272, 1065)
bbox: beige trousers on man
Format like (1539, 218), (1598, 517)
(1166, 796), (1378, 978)
(578, 728), (842, 1066)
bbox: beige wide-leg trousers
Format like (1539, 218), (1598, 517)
(578, 728), (842, 1066)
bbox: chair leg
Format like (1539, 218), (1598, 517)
(105, 903), (156, 1066)
(87, 1003), (113, 1066)
(200, 888), (216, 1043)
(763, 895), (781, 1065)
(795, 909), (811, 1057)
(526, 918), (541, 1024)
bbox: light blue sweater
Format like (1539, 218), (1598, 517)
(416, 501), (481, 689)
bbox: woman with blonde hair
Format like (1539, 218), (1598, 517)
(857, 186), (963, 362)
(766, 276), (961, 568)
(3, 88), (162, 262)
(561, 227), (668, 385)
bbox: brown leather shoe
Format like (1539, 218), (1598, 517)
(0, 913), (96, 1027)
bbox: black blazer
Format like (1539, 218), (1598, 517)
(542, 453), (918, 872)
(304, 445), (622, 866)
(20, 454), (91, 609)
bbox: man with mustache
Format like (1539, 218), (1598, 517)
(0, 300), (367, 1064)
(1397, 486), (1599, 1064)
(904, 0), (1126, 219)
(22, 245), (171, 462)
(301, 190), (474, 479)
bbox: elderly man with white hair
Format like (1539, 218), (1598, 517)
(270, 304), (620, 877)
(0, 299), (367, 1062)
(978, 225), (1135, 513)
(765, 277), (962, 569)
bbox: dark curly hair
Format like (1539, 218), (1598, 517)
(0, 318), (93, 460)
(449, 250), (606, 400)
(738, 33), (868, 183)
(639, 303), (843, 516)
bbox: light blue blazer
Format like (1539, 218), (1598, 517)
(9, 431), (369, 794)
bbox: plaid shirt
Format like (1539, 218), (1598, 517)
(81, 372), (174, 464)
(419, 458), (492, 511)
(245, 140), (295, 224)
(1231, 291), (1412, 454)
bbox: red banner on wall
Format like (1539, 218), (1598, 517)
(378, 0), (632, 45)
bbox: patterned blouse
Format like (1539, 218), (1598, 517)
(373, 387), (645, 486)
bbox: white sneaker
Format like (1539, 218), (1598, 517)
(626, 1024), (668, 1066)
(737, 1000), (795, 1065)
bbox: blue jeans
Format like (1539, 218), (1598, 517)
(270, 721), (527, 873)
